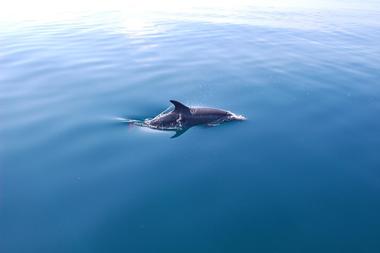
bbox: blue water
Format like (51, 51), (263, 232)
(1, 2), (380, 252)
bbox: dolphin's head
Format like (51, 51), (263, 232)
(214, 110), (246, 122)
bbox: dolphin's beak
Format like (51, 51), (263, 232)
(235, 115), (246, 120)
(229, 112), (246, 121)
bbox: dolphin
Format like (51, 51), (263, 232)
(143, 100), (245, 137)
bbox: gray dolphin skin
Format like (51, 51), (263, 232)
(144, 100), (245, 137)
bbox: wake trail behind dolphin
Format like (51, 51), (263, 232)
(112, 117), (147, 127)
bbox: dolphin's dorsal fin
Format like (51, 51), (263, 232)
(170, 100), (191, 114)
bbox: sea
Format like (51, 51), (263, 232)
(1, 1), (380, 252)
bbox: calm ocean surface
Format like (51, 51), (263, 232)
(1, 1), (380, 252)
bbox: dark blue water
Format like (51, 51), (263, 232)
(1, 2), (380, 252)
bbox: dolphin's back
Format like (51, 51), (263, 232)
(189, 107), (230, 124)
(191, 107), (227, 115)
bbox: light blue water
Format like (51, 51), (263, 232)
(1, 2), (380, 252)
